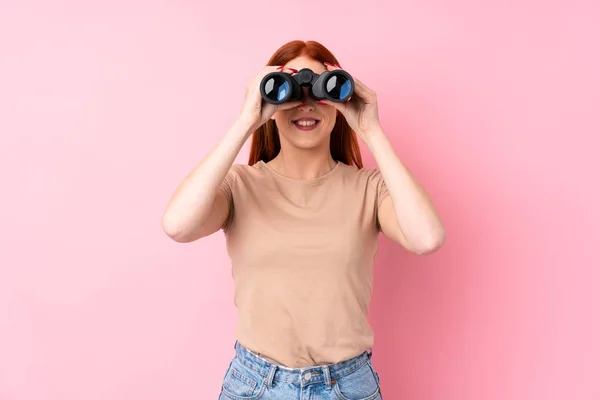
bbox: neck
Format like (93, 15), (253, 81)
(269, 150), (337, 180)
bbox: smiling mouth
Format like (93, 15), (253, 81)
(293, 120), (319, 126)
(292, 119), (321, 131)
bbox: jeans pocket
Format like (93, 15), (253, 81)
(333, 360), (381, 400)
(220, 358), (266, 400)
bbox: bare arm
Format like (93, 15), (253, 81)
(161, 65), (301, 243)
(160, 119), (253, 243)
(318, 63), (445, 255)
(367, 127), (446, 255)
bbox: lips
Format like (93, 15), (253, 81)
(292, 117), (320, 123)
(292, 117), (320, 131)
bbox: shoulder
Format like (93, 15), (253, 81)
(227, 162), (262, 175)
(224, 161), (270, 186)
(337, 162), (385, 186)
(228, 162), (256, 173)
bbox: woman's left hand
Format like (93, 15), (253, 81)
(318, 62), (382, 142)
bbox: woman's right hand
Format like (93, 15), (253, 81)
(238, 66), (303, 134)
(163, 68), (303, 243)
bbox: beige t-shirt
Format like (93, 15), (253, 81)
(219, 160), (390, 368)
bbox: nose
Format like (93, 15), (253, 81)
(296, 87), (315, 110)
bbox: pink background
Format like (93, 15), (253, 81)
(1, 1), (599, 399)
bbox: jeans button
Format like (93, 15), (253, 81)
(304, 372), (312, 380)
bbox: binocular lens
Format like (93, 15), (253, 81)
(325, 74), (352, 100)
(263, 76), (291, 102)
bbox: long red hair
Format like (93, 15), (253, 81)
(248, 40), (363, 168)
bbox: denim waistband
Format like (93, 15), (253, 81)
(233, 340), (373, 387)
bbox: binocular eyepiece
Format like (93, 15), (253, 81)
(260, 68), (354, 104)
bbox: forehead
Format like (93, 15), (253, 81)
(284, 56), (326, 74)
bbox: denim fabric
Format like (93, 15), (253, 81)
(218, 341), (383, 400)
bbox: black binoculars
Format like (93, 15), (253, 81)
(260, 67), (354, 104)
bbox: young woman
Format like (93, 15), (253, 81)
(161, 40), (445, 400)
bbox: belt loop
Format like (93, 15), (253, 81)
(233, 340), (238, 350)
(367, 348), (373, 360)
(322, 365), (332, 390)
(266, 364), (277, 388)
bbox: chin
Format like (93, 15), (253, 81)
(286, 137), (324, 150)
(295, 141), (324, 150)
(281, 130), (328, 148)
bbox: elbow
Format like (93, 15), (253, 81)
(413, 229), (446, 255)
(161, 214), (191, 243)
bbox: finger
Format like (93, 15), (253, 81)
(350, 77), (376, 102)
(255, 67), (296, 87)
(323, 62), (342, 71)
(256, 65), (283, 83)
(276, 67), (298, 75)
(259, 65), (291, 79)
(353, 78), (370, 92)
(262, 65), (283, 75)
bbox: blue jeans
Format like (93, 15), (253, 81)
(218, 341), (383, 400)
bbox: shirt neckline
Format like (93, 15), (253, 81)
(258, 160), (342, 185)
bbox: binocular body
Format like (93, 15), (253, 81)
(260, 68), (354, 104)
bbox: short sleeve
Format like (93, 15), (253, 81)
(374, 170), (390, 209)
(371, 169), (391, 232)
(219, 165), (238, 233)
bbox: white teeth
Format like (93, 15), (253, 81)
(295, 120), (317, 126)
